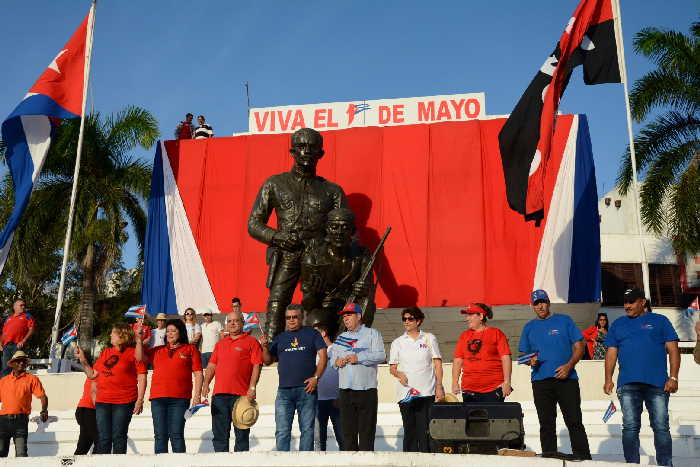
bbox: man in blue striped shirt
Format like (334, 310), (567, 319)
(329, 303), (385, 451)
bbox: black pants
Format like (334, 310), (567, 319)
(0, 414), (28, 457)
(75, 407), (97, 455)
(317, 399), (343, 451)
(339, 388), (377, 451)
(462, 388), (505, 403)
(399, 395), (434, 452)
(532, 378), (591, 458)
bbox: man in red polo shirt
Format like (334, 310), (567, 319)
(1, 300), (35, 376)
(0, 351), (48, 457)
(201, 310), (262, 452)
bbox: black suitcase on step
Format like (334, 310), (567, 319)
(428, 402), (525, 454)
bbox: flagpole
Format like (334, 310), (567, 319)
(49, 1), (97, 363)
(611, 0), (651, 300)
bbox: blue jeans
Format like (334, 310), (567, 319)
(275, 386), (317, 451)
(617, 383), (672, 466)
(211, 394), (250, 452)
(201, 352), (212, 369)
(95, 402), (135, 454)
(151, 397), (189, 453)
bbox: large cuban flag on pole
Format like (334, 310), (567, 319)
(0, 10), (92, 274)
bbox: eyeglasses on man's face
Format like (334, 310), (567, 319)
(401, 316), (416, 322)
(184, 312), (194, 316)
(285, 315), (301, 320)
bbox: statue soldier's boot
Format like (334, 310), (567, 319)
(265, 301), (287, 341)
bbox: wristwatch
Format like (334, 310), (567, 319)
(669, 376), (678, 382)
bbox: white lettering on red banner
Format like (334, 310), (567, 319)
(247, 93), (486, 134)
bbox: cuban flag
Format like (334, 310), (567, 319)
(124, 304), (147, 319)
(60, 325), (78, 346)
(683, 296), (699, 320)
(184, 400), (210, 420)
(0, 9), (93, 274)
(602, 401), (618, 423)
(399, 388), (422, 404)
(517, 351), (539, 365)
(243, 312), (260, 332)
(334, 335), (368, 353)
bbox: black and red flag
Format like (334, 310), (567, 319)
(498, 0), (621, 222)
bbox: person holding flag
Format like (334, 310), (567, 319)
(328, 302), (385, 452)
(134, 319), (203, 454)
(604, 287), (680, 466)
(389, 306), (443, 453)
(74, 323), (147, 454)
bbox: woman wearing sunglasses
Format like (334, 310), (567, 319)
(452, 303), (512, 403)
(183, 308), (202, 347)
(388, 306), (443, 452)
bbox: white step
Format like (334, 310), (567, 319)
(10, 401), (698, 466)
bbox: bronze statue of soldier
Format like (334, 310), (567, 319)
(248, 128), (348, 339)
(300, 207), (374, 338)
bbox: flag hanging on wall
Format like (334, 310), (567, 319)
(0, 11), (91, 274)
(499, 0), (621, 222)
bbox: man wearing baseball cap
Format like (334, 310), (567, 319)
(519, 289), (591, 461)
(328, 303), (385, 451)
(604, 287), (679, 466)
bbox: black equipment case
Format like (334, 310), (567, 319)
(428, 402), (525, 454)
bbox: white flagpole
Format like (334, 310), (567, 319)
(49, 1), (97, 363)
(611, 0), (651, 300)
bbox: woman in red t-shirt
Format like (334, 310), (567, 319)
(74, 351), (97, 455)
(75, 323), (147, 454)
(451, 303), (512, 403)
(135, 319), (203, 454)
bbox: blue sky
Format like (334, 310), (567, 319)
(1, 0), (696, 269)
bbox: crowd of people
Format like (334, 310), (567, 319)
(0, 287), (693, 465)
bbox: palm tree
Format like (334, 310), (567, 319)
(616, 18), (700, 256)
(1, 106), (158, 349)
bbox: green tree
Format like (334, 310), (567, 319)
(0, 106), (158, 350)
(617, 18), (700, 256)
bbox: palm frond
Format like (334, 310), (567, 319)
(106, 106), (160, 154)
(633, 27), (700, 76)
(638, 141), (699, 234)
(667, 159), (700, 255)
(629, 69), (700, 122)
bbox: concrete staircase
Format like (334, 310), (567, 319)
(20, 399), (700, 466)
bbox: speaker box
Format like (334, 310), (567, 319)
(429, 402), (525, 454)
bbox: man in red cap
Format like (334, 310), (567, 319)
(328, 303), (385, 451)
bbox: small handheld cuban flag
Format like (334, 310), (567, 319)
(184, 400), (210, 420)
(124, 304), (147, 319)
(517, 351), (538, 365)
(334, 335), (368, 353)
(602, 401), (617, 423)
(60, 325), (78, 346)
(682, 296), (699, 320)
(399, 388), (421, 404)
(243, 312), (260, 332)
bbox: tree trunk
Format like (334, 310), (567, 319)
(78, 243), (97, 350)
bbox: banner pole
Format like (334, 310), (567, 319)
(49, 0), (97, 363)
(612, 0), (651, 300)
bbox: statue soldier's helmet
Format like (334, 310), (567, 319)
(327, 207), (355, 223)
